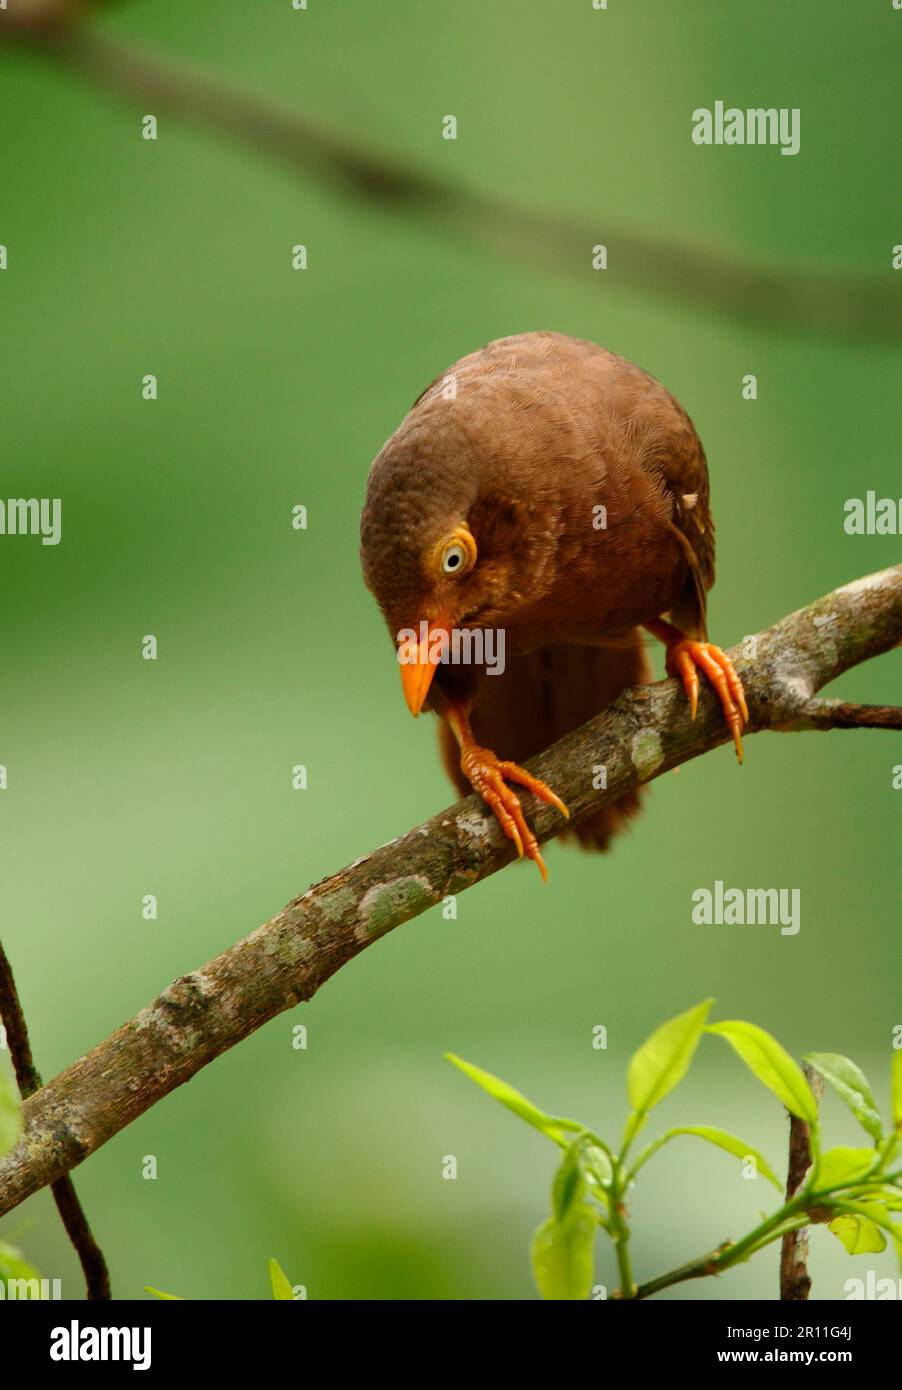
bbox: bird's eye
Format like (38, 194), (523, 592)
(437, 524), (477, 578)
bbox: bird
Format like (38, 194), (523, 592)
(360, 331), (747, 880)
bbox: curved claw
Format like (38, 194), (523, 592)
(666, 640), (748, 762)
(460, 747), (569, 880)
(496, 761), (571, 821)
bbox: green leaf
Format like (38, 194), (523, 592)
(144, 1286), (182, 1300)
(583, 1144), (613, 1200)
(627, 999), (713, 1120)
(269, 1258), (295, 1301)
(660, 1126), (783, 1192)
(815, 1146), (880, 1190)
(827, 1200), (902, 1272)
(0, 1240), (41, 1285)
(531, 1204), (597, 1301)
(828, 1214), (887, 1255)
(446, 1053), (569, 1146)
(707, 1021), (818, 1122)
(0, 1069), (22, 1159)
(892, 1049), (902, 1135)
(805, 1052), (883, 1142)
(552, 1144), (585, 1224)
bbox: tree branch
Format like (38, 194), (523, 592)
(0, 565), (899, 1220)
(779, 1062), (824, 1301)
(0, 942), (110, 1298)
(791, 700), (902, 731)
(2, 4), (900, 339)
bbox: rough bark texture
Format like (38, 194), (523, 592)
(780, 1063), (826, 1301)
(0, 565), (899, 1218)
(0, 943), (111, 1298)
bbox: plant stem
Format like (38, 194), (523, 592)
(607, 1155), (637, 1299)
(633, 1245), (730, 1300)
(613, 1221), (635, 1299)
(634, 1195), (807, 1300)
(634, 1162), (902, 1301)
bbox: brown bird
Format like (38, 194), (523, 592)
(360, 331), (746, 879)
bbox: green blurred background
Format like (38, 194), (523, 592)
(1, 0), (899, 1300)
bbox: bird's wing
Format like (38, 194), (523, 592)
(593, 344), (716, 640)
(641, 414), (715, 640)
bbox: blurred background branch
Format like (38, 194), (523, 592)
(2, 0), (901, 338)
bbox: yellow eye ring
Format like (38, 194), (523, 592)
(437, 524), (477, 577)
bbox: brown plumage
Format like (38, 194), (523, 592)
(360, 331), (746, 877)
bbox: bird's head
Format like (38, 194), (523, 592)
(360, 404), (545, 716)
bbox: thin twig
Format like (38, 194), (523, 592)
(795, 701), (902, 731)
(779, 1062), (824, 1301)
(0, 565), (898, 1221)
(634, 1241), (733, 1300)
(0, 942), (111, 1299)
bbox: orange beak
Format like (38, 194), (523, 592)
(398, 617), (451, 716)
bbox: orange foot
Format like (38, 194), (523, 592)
(460, 745), (569, 881)
(664, 638), (749, 761)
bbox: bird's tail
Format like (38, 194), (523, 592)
(438, 631), (652, 853)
